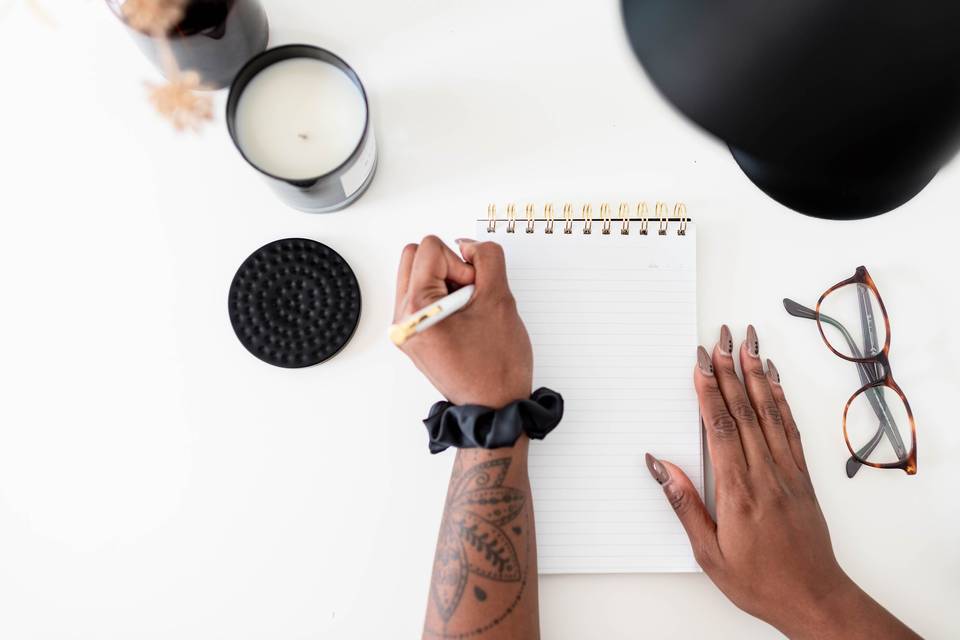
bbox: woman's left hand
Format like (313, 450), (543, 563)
(645, 324), (919, 640)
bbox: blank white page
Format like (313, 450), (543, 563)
(476, 220), (701, 573)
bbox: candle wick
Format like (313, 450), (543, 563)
(298, 132), (309, 140)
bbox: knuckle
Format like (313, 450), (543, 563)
(666, 486), (689, 513)
(746, 367), (768, 383)
(757, 400), (783, 425)
(420, 235), (443, 248)
(709, 414), (739, 440)
(787, 423), (802, 440)
(478, 241), (505, 260)
(713, 359), (736, 378)
(700, 381), (724, 400)
(730, 401), (758, 425)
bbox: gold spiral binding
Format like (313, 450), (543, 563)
(675, 202), (688, 235)
(619, 202), (630, 234)
(506, 203), (517, 233)
(484, 201), (689, 237)
(525, 203), (536, 233)
(656, 201), (669, 235)
(638, 201), (649, 235)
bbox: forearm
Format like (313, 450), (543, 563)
(785, 576), (921, 640)
(423, 437), (539, 639)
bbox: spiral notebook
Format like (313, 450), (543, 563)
(477, 203), (702, 574)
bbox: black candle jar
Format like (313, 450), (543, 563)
(226, 45), (378, 213)
(108, 0), (269, 90)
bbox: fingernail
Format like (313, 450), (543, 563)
(719, 324), (733, 356)
(455, 238), (476, 244)
(746, 324), (760, 358)
(644, 453), (670, 485)
(696, 346), (714, 376)
(766, 358), (780, 385)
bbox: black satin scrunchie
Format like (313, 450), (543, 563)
(423, 387), (564, 454)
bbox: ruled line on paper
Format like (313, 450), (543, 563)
(478, 222), (701, 574)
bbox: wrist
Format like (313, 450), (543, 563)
(783, 575), (869, 640)
(457, 385), (532, 409)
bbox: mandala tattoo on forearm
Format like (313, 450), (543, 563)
(428, 455), (530, 637)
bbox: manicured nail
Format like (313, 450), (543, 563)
(719, 324), (733, 356)
(455, 238), (476, 244)
(697, 345), (714, 376)
(645, 453), (670, 485)
(746, 324), (760, 358)
(766, 358), (780, 385)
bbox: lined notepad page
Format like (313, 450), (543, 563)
(477, 221), (702, 573)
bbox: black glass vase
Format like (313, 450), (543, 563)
(109, 0), (269, 89)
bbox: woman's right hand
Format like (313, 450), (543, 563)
(393, 236), (533, 409)
(645, 325), (919, 639)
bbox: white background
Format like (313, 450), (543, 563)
(1, 1), (958, 638)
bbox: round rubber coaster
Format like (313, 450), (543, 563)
(228, 238), (361, 368)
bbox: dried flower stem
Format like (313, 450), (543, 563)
(157, 36), (179, 79)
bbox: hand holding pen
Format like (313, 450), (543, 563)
(391, 236), (533, 408)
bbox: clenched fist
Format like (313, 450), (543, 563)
(393, 236), (533, 408)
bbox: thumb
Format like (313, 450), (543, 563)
(644, 453), (719, 569)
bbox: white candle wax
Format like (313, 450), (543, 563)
(234, 58), (367, 180)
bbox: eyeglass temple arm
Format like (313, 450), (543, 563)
(857, 284), (883, 382)
(854, 288), (909, 459)
(783, 298), (885, 391)
(855, 286), (909, 461)
(783, 298), (908, 474)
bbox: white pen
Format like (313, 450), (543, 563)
(389, 284), (476, 346)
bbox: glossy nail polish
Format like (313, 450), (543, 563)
(697, 345), (714, 375)
(719, 324), (733, 356)
(766, 358), (781, 384)
(746, 325), (760, 358)
(645, 453), (670, 485)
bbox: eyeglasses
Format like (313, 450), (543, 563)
(784, 266), (917, 477)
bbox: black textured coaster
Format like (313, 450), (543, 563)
(228, 238), (361, 368)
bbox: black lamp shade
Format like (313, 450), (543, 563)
(622, 1), (960, 219)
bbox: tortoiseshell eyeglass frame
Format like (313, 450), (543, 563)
(815, 266), (917, 475)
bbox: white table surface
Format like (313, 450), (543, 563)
(1, 1), (958, 638)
